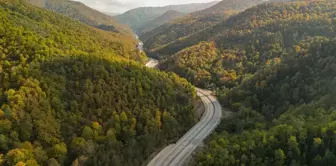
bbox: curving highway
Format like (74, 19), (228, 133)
(145, 59), (222, 166)
(145, 58), (159, 68)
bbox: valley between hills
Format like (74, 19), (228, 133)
(1, 0), (336, 166)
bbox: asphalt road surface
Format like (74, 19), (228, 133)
(145, 59), (222, 166)
(135, 33), (144, 51)
(145, 58), (159, 68)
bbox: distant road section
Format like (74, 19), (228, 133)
(135, 34), (144, 51)
(145, 58), (159, 68)
(145, 59), (222, 166)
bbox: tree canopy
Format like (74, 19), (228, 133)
(0, 0), (198, 165)
(181, 1), (336, 165)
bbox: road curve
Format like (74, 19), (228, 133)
(145, 58), (159, 68)
(145, 59), (222, 166)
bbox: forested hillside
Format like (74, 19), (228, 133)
(12, 0), (145, 62)
(140, 11), (234, 57)
(27, 0), (131, 34)
(167, 1), (336, 165)
(140, 10), (184, 33)
(114, 1), (219, 33)
(159, 42), (229, 88)
(0, 0), (198, 165)
(160, 1), (336, 89)
(140, 0), (289, 55)
(192, 36), (336, 166)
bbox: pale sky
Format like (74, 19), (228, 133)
(73, 0), (216, 13)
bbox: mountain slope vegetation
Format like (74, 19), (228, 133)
(140, 10), (184, 33)
(140, 11), (235, 57)
(192, 36), (336, 166)
(149, 1), (336, 165)
(114, 1), (219, 33)
(27, 0), (130, 34)
(160, 0), (336, 88)
(140, 0), (289, 55)
(0, 0), (198, 165)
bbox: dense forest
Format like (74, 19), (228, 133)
(168, 1), (336, 165)
(6, 0), (146, 63)
(4, 0), (336, 165)
(191, 36), (336, 166)
(160, 0), (336, 89)
(0, 0), (198, 165)
(159, 41), (239, 88)
(26, 0), (131, 34)
(114, 1), (219, 33)
(140, 0), (290, 56)
(139, 10), (185, 34)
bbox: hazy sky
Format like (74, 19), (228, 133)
(73, 0), (216, 13)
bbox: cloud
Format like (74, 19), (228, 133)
(73, 0), (145, 13)
(73, 0), (216, 13)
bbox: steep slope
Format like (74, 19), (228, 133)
(159, 42), (223, 88)
(140, 10), (184, 33)
(0, 0), (198, 166)
(192, 36), (336, 166)
(13, 0), (145, 62)
(183, 1), (336, 165)
(160, 1), (336, 89)
(202, 0), (271, 13)
(114, 1), (219, 32)
(27, 0), (130, 34)
(140, 0), (278, 54)
(141, 0), (291, 56)
(140, 11), (234, 57)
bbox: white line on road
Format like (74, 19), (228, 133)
(145, 59), (222, 166)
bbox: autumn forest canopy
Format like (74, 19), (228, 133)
(0, 0), (198, 165)
(2, 0), (336, 165)
(141, 0), (336, 165)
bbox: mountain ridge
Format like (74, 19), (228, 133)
(27, 0), (132, 34)
(139, 10), (185, 33)
(0, 0), (198, 166)
(141, 0), (292, 57)
(140, 0), (282, 54)
(114, 1), (219, 32)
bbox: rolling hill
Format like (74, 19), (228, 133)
(139, 10), (185, 33)
(193, 30), (336, 166)
(114, 1), (219, 33)
(140, 0), (291, 56)
(167, 1), (336, 165)
(159, 0), (336, 88)
(0, 0), (198, 165)
(27, 0), (131, 34)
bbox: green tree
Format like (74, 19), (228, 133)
(5, 149), (32, 166)
(51, 143), (67, 158)
(81, 127), (94, 140)
(274, 149), (286, 166)
(70, 137), (87, 155)
(0, 154), (4, 165)
(287, 136), (300, 158)
(47, 158), (60, 166)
